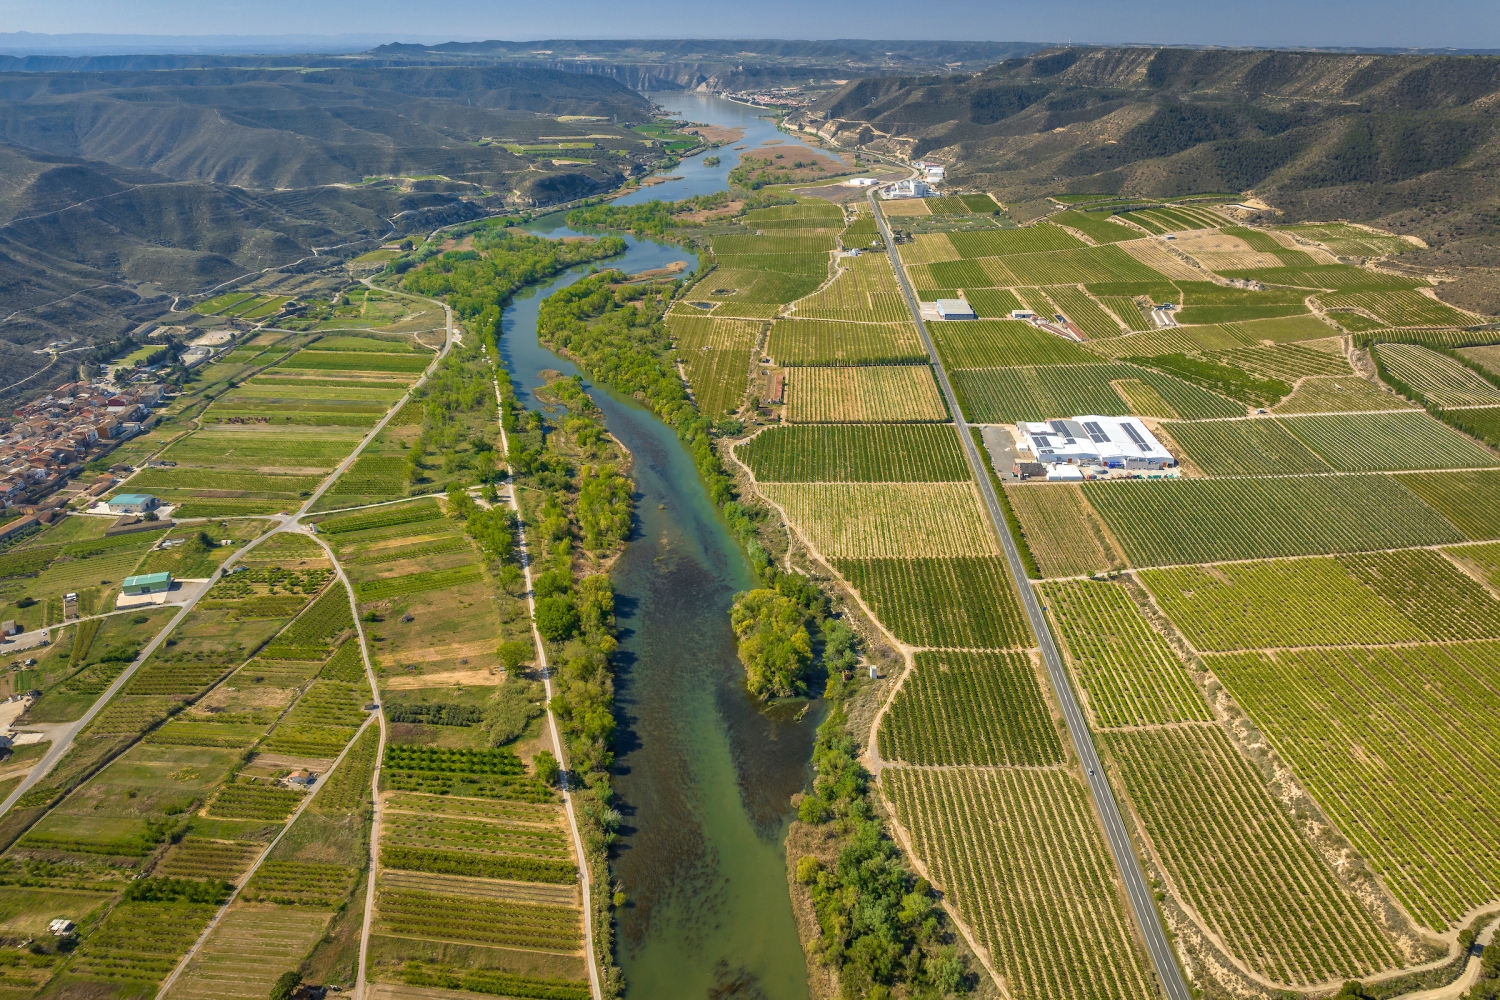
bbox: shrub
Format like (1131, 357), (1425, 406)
(533, 750), (560, 786)
(270, 971), (301, 1000)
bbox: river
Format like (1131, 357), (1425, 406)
(498, 93), (822, 999)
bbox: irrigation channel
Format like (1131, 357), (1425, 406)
(501, 93), (822, 999)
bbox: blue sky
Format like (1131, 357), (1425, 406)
(0, 0), (1495, 50)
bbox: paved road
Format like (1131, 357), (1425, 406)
(870, 192), (1192, 1000)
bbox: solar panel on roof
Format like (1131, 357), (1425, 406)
(1121, 422), (1149, 450)
(1082, 421), (1110, 443)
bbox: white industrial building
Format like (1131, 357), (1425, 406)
(882, 178), (936, 199)
(1014, 416), (1177, 479)
(935, 298), (976, 320)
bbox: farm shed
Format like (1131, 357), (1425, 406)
(107, 493), (159, 514)
(936, 299), (977, 320)
(122, 571), (172, 596)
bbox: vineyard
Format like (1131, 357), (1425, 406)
(315, 498), (444, 535)
(155, 838), (263, 880)
(736, 424), (969, 482)
(948, 224), (1085, 258)
(884, 767), (1159, 1000)
(1102, 724), (1402, 984)
(1322, 289), (1473, 327)
(208, 781), (306, 821)
(1212, 642), (1500, 930)
(1374, 344), (1500, 407)
(767, 318), (927, 365)
(242, 861), (361, 906)
(834, 557), (1033, 649)
(950, 362), (1242, 424)
(164, 904), (334, 1000)
(898, 233), (961, 264)
(1004, 483), (1113, 578)
(1084, 475), (1463, 565)
(1279, 411), (1499, 471)
(376, 887), (583, 952)
(1140, 559), (1426, 651)
(930, 320), (1104, 369)
(381, 744), (555, 801)
(1050, 211), (1141, 245)
(1048, 286), (1127, 338)
(791, 255), (910, 323)
(1394, 469), (1500, 539)
(1208, 342), (1350, 381)
(757, 482), (997, 559)
(275, 350), (430, 374)
(782, 365), (948, 422)
(1163, 419), (1331, 476)
(1041, 579), (1212, 726)
(1272, 375), (1415, 414)
(681, 347), (752, 418)
(64, 901), (220, 987)
(1339, 548), (1500, 640)
(877, 651), (1062, 766)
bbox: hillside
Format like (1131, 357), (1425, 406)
(799, 47), (1500, 312)
(0, 65), (654, 387)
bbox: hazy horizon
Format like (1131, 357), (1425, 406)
(0, 0), (1495, 53)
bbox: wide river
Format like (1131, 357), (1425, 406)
(499, 93), (822, 999)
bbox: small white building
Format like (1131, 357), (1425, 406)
(1015, 416), (1176, 473)
(936, 298), (977, 320)
(925, 165), (946, 182)
(844, 177), (879, 187)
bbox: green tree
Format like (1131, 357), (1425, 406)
(730, 589), (812, 698)
(534, 596), (579, 641)
(533, 750), (560, 785)
(269, 971), (301, 1000)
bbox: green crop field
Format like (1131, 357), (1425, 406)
(835, 557), (1032, 649)
(161, 427), (366, 471)
(1394, 469), (1500, 539)
(164, 904), (333, 1000)
(948, 224), (1085, 258)
(1116, 205), (1224, 232)
(767, 318), (926, 365)
(930, 319), (1104, 369)
(209, 780), (306, 820)
(1164, 418), (1331, 476)
(276, 350), (429, 374)
(1273, 375), (1415, 414)
(1047, 286), (1127, 338)
(885, 767), (1158, 1000)
(1323, 289), (1474, 327)
(1340, 548), (1500, 641)
(1050, 212), (1141, 244)
(878, 651), (1063, 766)
(682, 347), (751, 418)
(1206, 342), (1350, 381)
(1004, 483), (1114, 578)
(1095, 294), (1152, 331)
(783, 364), (948, 423)
(1042, 579), (1212, 726)
(376, 886), (582, 953)
(712, 233), (837, 256)
(758, 482), (997, 559)
(155, 838), (264, 880)
(1375, 344), (1500, 407)
(961, 288), (1025, 318)
(1213, 641), (1500, 930)
(1085, 475), (1463, 565)
(65, 900), (220, 988)
(1141, 559), (1426, 650)
(1279, 411), (1499, 471)
(950, 362), (1242, 423)
(1102, 724), (1401, 985)
(736, 424), (969, 482)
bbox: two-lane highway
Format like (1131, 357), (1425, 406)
(869, 191), (1193, 1000)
